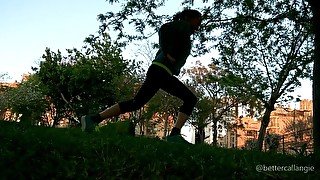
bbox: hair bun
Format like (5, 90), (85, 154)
(173, 9), (202, 21)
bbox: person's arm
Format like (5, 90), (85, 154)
(159, 23), (176, 63)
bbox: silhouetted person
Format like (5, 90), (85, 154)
(81, 9), (202, 142)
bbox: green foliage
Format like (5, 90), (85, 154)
(0, 121), (318, 179)
(100, 0), (170, 46)
(0, 75), (48, 124)
(143, 90), (182, 137)
(213, 0), (313, 105)
(35, 32), (140, 120)
(191, 97), (212, 129)
(102, 0), (313, 105)
(185, 63), (257, 144)
(245, 139), (258, 150)
(289, 143), (308, 157)
(146, 90), (182, 117)
(102, 1), (314, 150)
(265, 133), (281, 152)
(211, 0), (314, 151)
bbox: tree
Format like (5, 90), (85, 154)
(102, 0), (314, 151)
(307, 0), (320, 155)
(0, 75), (48, 124)
(191, 97), (212, 144)
(186, 61), (255, 145)
(134, 40), (158, 69)
(213, 0), (313, 150)
(35, 31), (140, 125)
(145, 90), (182, 138)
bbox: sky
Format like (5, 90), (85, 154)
(0, 0), (313, 102)
(0, 0), (110, 80)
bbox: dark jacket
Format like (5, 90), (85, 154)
(153, 20), (193, 76)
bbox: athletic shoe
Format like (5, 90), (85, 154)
(81, 115), (95, 132)
(166, 135), (191, 144)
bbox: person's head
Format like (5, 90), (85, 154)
(173, 9), (202, 32)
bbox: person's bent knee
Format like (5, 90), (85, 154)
(190, 94), (198, 107)
(187, 93), (198, 109)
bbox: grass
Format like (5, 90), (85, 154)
(0, 120), (318, 179)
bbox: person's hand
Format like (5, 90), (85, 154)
(166, 53), (176, 63)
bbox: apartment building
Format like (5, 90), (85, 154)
(218, 99), (313, 149)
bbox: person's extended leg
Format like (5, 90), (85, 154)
(99, 103), (121, 120)
(169, 112), (189, 137)
(175, 112), (189, 129)
(161, 76), (197, 137)
(81, 65), (161, 132)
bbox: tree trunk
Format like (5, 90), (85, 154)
(257, 108), (273, 151)
(212, 121), (218, 146)
(195, 127), (205, 144)
(139, 120), (144, 135)
(163, 114), (169, 138)
(310, 0), (320, 155)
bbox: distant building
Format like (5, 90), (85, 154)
(217, 99), (313, 151)
(0, 81), (18, 88)
(1, 73), (314, 152)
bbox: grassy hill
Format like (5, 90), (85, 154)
(0, 121), (318, 179)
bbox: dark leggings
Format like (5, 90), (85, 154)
(118, 64), (197, 116)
